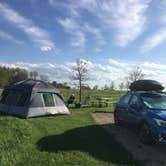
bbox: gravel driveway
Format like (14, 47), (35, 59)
(92, 112), (166, 166)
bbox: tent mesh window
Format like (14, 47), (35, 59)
(16, 93), (29, 106)
(54, 94), (64, 106)
(0, 91), (9, 104)
(42, 93), (55, 107)
(5, 91), (21, 106)
(1, 90), (29, 107)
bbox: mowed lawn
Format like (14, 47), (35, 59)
(61, 89), (125, 112)
(0, 89), (140, 166)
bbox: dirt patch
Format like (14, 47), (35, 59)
(92, 112), (166, 166)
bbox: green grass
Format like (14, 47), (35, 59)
(61, 89), (125, 112)
(61, 89), (125, 102)
(0, 108), (140, 166)
(0, 89), (140, 165)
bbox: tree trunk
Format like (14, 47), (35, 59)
(79, 80), (82, 103)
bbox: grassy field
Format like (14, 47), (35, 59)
(61, 89), (125, 112)
(61, 89), (124, 102)
(0, 89), (141, 166)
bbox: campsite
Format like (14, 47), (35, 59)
(0, 85), (166, 166)
(1, 1), (166, 166)
(0, 88), (139, 166)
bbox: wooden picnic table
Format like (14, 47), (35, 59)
(96, 97), (113, 107)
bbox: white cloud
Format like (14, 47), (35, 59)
(0, 30), (23, 44)
(51, 0), (150, 47)
(83, 24), (106, 46)
(109, 58), (129, 68)
(140, 0), (166, 52)
(1, 58), (166, 89)
(57, 18), (86, 48)
(57, 17), (105, 49)
(98, 0), (150, 47)
(70, 31), (86, 47)
(57, 18), (79, 30)
(40, 46), (52, 52)
(141, 28), (166, 52)
(0, 3), (55, 51)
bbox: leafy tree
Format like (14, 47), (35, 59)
(10, 68), (28, 83)
(29, 71), (38, 79)
(71, 59), (89, 103)
(103, 84), (109, 90)
(82, 85), (91, 90)
(93, 85), (98, 90)
(51, 81), (71, 89)
(40, 75), (49, 82)
(0, 66), (28, 88)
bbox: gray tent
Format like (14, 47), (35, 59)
(0, 79), (70, 118)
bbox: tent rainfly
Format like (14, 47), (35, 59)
(0, 79), (70, 118)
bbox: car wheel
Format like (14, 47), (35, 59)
(139, 123), (153, 145)
(114, 110), (122, 126)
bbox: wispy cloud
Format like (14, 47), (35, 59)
(141, 28), (166, 52)
(0, 3), (55, 52)
(0, 30), (23, 44)
(50, 0), (150, 47)
(102, 0), (150, 47)
(57, 17), (105, 49)
(57, 18), (86, 48)
(140, 0), (166, 52)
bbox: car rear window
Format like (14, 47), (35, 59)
(120, 94), (131, 104)
(129, 95), (140, 105)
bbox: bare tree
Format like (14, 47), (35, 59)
(71, 59), (89, 104)
(110, 81), (115, 90)
(119, 82), (125, 90)
(125, 67), (145, 88)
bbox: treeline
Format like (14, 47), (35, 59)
(52, 81), (71, 89)
(0, 67), (28, 88)
(0, 66), (72, 89)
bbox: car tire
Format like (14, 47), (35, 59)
(138, 123), (153, 145)
(114, 110), (122, 126)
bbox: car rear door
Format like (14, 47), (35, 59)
(127, 94), (142, 127)
(116, 94), (132, 123)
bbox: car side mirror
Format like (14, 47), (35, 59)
(130, 103), (141, 111)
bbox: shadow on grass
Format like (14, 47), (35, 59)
(37, 124), (139, 165)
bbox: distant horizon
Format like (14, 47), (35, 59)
(1, 0), (166, 87)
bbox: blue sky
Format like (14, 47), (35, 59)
(1, 0), (166, 87)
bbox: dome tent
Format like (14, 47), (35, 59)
(129, 80), (164, 91)
(0, 79), (70, 118)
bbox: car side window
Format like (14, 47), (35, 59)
(120, 94), (131, 105)
(130, 95), (140, 105)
